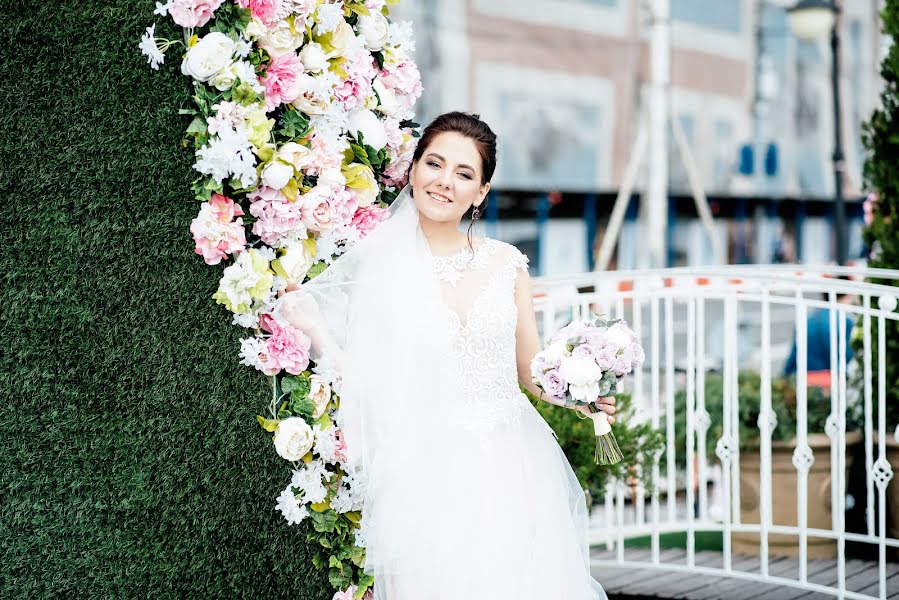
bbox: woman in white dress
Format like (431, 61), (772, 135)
(278, 112), (613, 600)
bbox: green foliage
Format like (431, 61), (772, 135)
(0, 2), (329, 597)
(858, 0), (899, 426)
(673, 372), (834, 467)
(525, 389), (665, 503)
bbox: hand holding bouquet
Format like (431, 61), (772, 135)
(531, 317), (645, 465)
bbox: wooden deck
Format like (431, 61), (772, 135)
(591, 548), (898, 599)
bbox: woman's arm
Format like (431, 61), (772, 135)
(276, 287), (345, 373)
(514, 265), (616, 421)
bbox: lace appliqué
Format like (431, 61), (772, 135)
(437, 242), (533, 437)
(432, 241), (496, 287)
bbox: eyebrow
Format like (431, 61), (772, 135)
(426, 152), (476, 172)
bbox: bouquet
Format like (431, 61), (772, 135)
(531, 317), (645, 465)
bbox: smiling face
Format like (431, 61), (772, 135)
(408, 131), (491, 228)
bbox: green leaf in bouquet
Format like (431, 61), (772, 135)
(277, 109), (310, 139)
(312, 509), (339, 533)
(233, 81), (259, 107)
(191, 176), (222, 201)
(354, 578), (374, 599)
(373, 50), (385, 69)
(344, 510), (362, 525)
(289, 394), (316, 421)
(306, 261), (328, 280)
(311, 553), (324, 569)
(255, 415), (280, 432)
(400, 119), (421, 134)
(280, 373), (311, 395)
(209, 3), (252, 34)
(350, 544), (366, 567)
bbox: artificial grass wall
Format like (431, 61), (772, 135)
(2, 3), (329, 597)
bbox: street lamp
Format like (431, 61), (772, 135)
(787, 0), (847, 265)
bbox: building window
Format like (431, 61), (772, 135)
(671, 0), (742, 33)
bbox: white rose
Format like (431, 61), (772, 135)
(273, 417), (315, 461)
(347, 109), (387, 150)
(309, 375), (332, 418)
(259, 20), (304, 57)
(277, 142), (313, 171)
(318, 167), (346, 189)
(558, 355), (602, 386)
(356, 12), (390, 51)
(209, 63), (239, 91)
(372, 78), (403, 119)
(542, 341), (568, 365)
(275, 241), (315, 286)
(606, 322), (635, 351)
(292, 74), (330, 115)
(262, 160), (294, 189)
(299, 42), (330, 73)
(245, 17), (268, 40)
(181, 32), (236, 83)
(329, 20), (358, 55)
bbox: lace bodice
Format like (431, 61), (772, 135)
(432, 238), (531, 431)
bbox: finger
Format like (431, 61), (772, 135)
(607, 416), (616, 424)
(598, 404), (616, 415)
(598, 396), (616, 406)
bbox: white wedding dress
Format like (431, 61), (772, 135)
(363, 238), (607, 600)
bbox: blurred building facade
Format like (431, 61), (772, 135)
(392, 0), (885, 271)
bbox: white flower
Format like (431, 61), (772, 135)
(317, 166), (346, 189)
(181, 32), (236, 83)
(277, 141), (314, 170)
(299, 42), (329, 73)
(356, 12), (389, 51)
(347, 109), (387, 150)
(315, 3), (344, 33)
(559, 355), (603, 403)
(238, 336), (268, 370)
(232, 60), (265, 94)
(292, 73), (333, 115)
(139, 25), (165, 70)
(329, 20), (365, 55)
(606, 322), (636, 351)
(245, 16), (268, 39)
(276, 485), (309, 525)
(354, 513), (370, 548)
(313, 354), (342, 389)
(194, 126), (258, 188)
(542, 341), (568, 364)
(153, 1), (170, 17)
(232, 312), (260, 329)
(309, 375), (332, 418)
(258, 19), (305, 57)
(372, 78), (404, 120)
(291, 461), (333, 504)
(273, 417), (315, 461)
(313, 424), (339, 463)
(275, 240), (315, 285)
(387, 20), (415, 51)
(261, 160), (294, 190)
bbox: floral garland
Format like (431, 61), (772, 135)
(140, 1), (422, 596)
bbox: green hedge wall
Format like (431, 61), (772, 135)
(2, 2), (329, 597)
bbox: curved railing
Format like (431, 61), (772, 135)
(533, 265), (899, 599)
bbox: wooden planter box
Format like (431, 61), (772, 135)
(733, 431), (862, 559)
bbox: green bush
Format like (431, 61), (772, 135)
(858, 0), (899, 426)
(1, 3), (329, 597)
(526, 390), (665, 503)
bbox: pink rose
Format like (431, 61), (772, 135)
(169, 0), (225, 27)
(260, 53), (304, 111)
(540, 368), (566, 398)
(190, 193), (247, 265)
(261, 314), (311, 375)
(300, 189), (335, 232)
(350, 205), (388, 239)
(330, 187), (358, 227)
(334, 429), (348, 463)
(237, 0), (280, 24)
(595, 349), (616, 372)
(572, 343), (596, 361)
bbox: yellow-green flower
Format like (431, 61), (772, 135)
(213, 248), (274, 314)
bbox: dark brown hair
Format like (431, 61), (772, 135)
(408, 111), (498, 250)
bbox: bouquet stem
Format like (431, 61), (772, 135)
(587, 404), (623, 465)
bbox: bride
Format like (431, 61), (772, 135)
(277, 111), (613, 600)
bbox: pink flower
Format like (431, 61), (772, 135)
(332, 587), (361, 600)
(300, 188), (336, 232)
(380, 60), (423, 111)
(190, 193), (247, 265)
(237, 0), (281, 25)
(595, 349), (616, 372)
(248, 187), (305, 246)
(307, 134), (344, 176)
(334, 55), (377, 111)
(330, 187), (359, 227)
(260, 53), (304, 111)
(540, 369), (566, 398)
(863, 192), (878, 227)
(169, 0), (225, 27)
(261, 314), (311, 375)
(351, 205), (389, 239)
(334, 429), (348, 463)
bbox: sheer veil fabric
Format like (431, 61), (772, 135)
(275, 186), (607, 600)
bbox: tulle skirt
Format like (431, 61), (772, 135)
(362, 398), (607, 600)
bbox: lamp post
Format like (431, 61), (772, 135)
(787, 0), (846, 265)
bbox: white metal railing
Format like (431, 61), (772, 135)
(533, 265), (899, 600)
